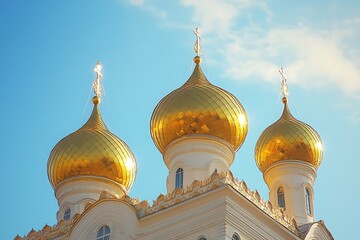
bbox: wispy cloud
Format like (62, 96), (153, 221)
(348, 111), (360, 125)
(180, 0), (271, 35)
(222, 26), (360, 99)
(127, 0), (167, 19)
(180, 0), (239, 34)
(126, 0), (360, 100)
(129, 0), (144, 6)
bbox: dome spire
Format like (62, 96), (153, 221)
(193, 27), (202, 64)
(87, 61), (106, 129)
(92, 61), (103, 105)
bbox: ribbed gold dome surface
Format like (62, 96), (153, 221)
(47, 96), (137, 189)
(150, 57), (248, 154)
(255, 97), (323, 172)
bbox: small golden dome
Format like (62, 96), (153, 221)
(255, 97), (323, 172)
(47, 99), (137, 189)
(150, 57), (248, 153)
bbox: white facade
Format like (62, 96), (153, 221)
(15, 97), (334, 240)
(54, 176), (127, 222)
(15, 171), (333, 240)
(264, 161), (317, 225)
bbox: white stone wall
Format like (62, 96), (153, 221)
(68, 186), (300, 240)
(263, 160), (317, 225)
(163, 135), (234, 193)
(55, 176), (127, 222)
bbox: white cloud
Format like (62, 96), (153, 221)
(344, 17), (360, 25)
(180, 0), (270, 35)
(178, 1), (360, 99)
(348, 111), (360, 125)
(129, 0), (144, 6)
(127, 0), (167, 19)
(221, 27), (360, 99)
(180, 0), (239, 34)
(126, 0), (360, 99)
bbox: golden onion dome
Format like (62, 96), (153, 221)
(150, 56), (248, 154)
(47, 96), (137, 189)
(255, 97), (323, 172)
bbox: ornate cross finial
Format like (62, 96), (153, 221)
(193, 27), (201, 56)
(93, 61), (103, 97)
(279, 67), (288, 98)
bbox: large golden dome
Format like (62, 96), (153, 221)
(255, 97), (323, 172)
(47, 96), (137, 189)
(150, 56), (248, 154)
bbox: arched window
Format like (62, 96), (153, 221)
(277, 187), (285, 209)
(232, 233), (240, 240)
(96, 225), (111, 240)
(175, 168), (183, 189)
(198, 238), (207, 240)
(305, 188), (312, 215)
(63, 208), (71, 221)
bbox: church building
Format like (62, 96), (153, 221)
(15, 29), (333, 240)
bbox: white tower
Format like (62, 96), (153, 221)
(254, 69), (323, 225)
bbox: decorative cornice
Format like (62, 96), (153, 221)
(16, 218), (74, 240)
(134, 170), (300, 235)
(17, 171), (300, 239)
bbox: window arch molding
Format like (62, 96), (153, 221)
(277, 186), (286, 209)
(232, 233), (241, 240)
(175, 167), (184, 189)
(96, 225), (111, 240)
(63, 208), (71, 221)
(197, 236), (207, 240)
(305, 187), (313, 216)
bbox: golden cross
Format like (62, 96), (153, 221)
(279, 67), (288, 98)
(193, 27), (201, 56)
(93, 61), (103, 97)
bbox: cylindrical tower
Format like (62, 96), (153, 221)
(255, 69), (323, 225)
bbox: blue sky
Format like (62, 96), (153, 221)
(1, 0), (359, 239)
